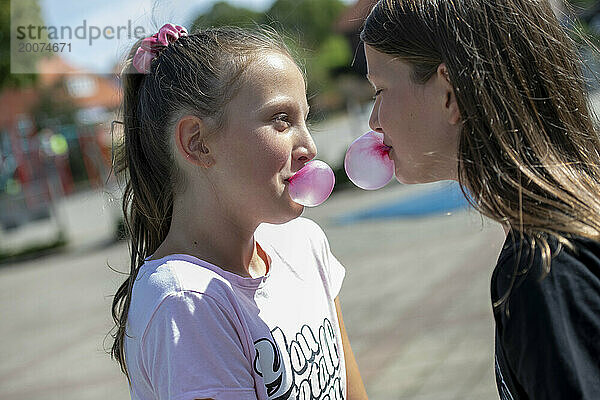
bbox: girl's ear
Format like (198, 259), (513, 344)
(174, 115), (215, 168)
(437, 63), (461, 126)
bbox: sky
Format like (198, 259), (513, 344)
(34, 0), (356, 74)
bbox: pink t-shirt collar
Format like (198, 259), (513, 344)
(144, 242), (275, 290)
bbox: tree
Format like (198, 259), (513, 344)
(191, 1), (263, 30)
(0, 0), (46, 89)
(265, 0), (346, 48)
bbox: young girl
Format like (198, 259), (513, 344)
(109, 24), (368, 400)
(361, 0), (600, 398)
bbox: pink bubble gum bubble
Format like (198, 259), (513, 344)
(288, 160), (335, 207)
(344, 131), (395, 190)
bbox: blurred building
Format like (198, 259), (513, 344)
(0, 56), (121, 230)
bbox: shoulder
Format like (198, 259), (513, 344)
(144, 290), (240, 340)
(135, 257), (236, 301)
(494, 232), (600, 284)
(127, 257), (238, 338)
(492, 232), (600, 316)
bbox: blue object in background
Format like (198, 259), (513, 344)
(336, 181), (471, 225)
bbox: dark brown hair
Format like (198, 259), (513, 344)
(361, 0), (600, 304)
(110, 26), (295, 381)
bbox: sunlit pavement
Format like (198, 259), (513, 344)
(0, 182), (505, 400)
(306, 183), (505, 399)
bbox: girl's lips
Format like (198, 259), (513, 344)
(285, 173), (297, 183)
(387, 147), (395, 160)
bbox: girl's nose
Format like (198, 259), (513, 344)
(369, 101), (383, 133)
(293, 126), (317, 164)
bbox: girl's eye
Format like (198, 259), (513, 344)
(372, 89), (383, 100)
(273, 114), (291, 131)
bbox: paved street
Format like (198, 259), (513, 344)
(0, 182), (505, 399)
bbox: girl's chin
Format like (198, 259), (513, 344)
(393, 167), (421, 185)
(262, 199), (303, 225)
(289, 199), (305, 215)
(286, 198), (305, 218)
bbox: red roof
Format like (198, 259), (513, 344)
(0, 56), (122, 131)
(37, 57), (121, 110)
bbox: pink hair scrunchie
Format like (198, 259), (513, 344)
(132, 23), (188, 74)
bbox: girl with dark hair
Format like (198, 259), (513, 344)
(360, 0), (600, 398)
(110, 24), (368, 400)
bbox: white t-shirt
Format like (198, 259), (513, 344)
(124, 217), (347, 400)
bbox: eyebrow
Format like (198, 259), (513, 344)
(258, 97), (310, 117)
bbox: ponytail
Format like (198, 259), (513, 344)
(109, 43), (175, 381)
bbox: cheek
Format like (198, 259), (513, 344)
(378, 91), (404, 124)
(377, 100), (402, 140)
(252, 134), (291, 174)
(267, 139), (290, 163)
(380, 93), (422, 138)
(377, 101), (391, 128)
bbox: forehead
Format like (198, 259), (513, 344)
(364, 44), (408, 82)
(236, 52), (307, 105)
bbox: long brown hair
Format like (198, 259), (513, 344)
(361, 0), (600, 300)
(110, 26), (295, 381)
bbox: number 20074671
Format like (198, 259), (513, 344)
(18, 42), (71, 53)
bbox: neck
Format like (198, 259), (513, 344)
(151, 191), (269, 278)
